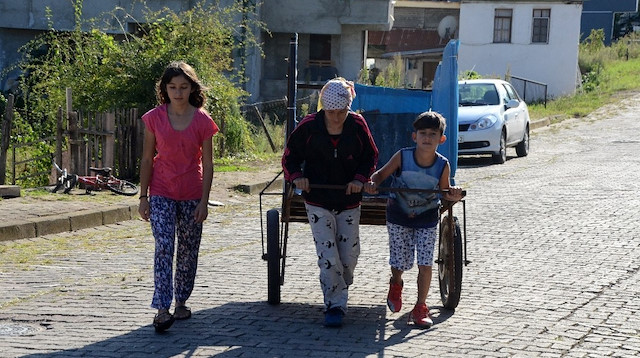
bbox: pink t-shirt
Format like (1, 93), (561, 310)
(142, 104), (219, 200)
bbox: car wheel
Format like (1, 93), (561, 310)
(492, 130), (507, 164)
(516, 126), (530, 157)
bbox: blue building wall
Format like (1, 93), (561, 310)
(581, 0), (638, 44)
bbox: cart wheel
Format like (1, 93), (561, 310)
(266, 209), (282, 305)
(438, 215), (463, 310)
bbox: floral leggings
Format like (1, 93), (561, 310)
(305, 203), (361, 313)
(149, 196), (202, 310)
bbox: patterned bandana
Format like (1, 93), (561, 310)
(320, 79), (356, 110)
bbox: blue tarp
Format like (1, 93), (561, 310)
(351, 85), (432, 114)
(353, 40), (459, 182)
(432, 40), (459, 181)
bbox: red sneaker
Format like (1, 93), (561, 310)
(387, 280), (403, 312)
(409, 303), (433, 328)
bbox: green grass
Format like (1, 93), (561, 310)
(215, 164), (252, 172)
(528, 58), (640, 121)
(215, 152), (281, 172)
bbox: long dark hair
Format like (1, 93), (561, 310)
(155, 61), (207, 108)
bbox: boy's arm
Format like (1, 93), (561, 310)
(439, 162), (463, 201)
(364, 151), (401, 194)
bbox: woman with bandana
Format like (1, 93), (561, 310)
(282, 77), (378, 327)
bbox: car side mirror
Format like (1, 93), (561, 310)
(506, 99), (520, 109)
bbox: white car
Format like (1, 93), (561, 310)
(457, 79), (530, 164)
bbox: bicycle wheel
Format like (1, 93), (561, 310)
(106, 178), (139, 196)
(266, 209), (282, 305)
(438, 215), (463, 310)
(63, 175), (78, 194)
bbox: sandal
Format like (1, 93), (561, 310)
(153, 311), (175, 333)
(174, 305), (192, 320)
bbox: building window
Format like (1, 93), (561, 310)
(532, 9), (550, 43)
(493, 9), (512, 43)
(309, 34), (332, 62)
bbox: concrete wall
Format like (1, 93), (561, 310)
(252, 0), (395, 102)
(1, 0), (393, 103)
(0, 0), (210, 31)
(260, 0), (393, 34)
(458, 1), (583, 99)
(255, 0), (393, 101)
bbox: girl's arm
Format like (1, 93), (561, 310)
(138, 127), (156, 221)
(194, 137), (214, 223)
(364, 151), (401, 194)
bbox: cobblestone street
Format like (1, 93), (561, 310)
(0, 95), (639, 357)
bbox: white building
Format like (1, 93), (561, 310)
(458, 0), (583, 100)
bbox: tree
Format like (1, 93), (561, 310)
(13, 0), (264, 156)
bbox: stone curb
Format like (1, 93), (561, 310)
(0, 185), (20, 198)
(530, 117), (550, 130)
(234, 178), (284, 194)
(0, 204), (139, 242)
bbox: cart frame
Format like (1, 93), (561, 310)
(259, 177), (469, 310)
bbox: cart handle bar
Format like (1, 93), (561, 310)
(307, 183), (466, 196)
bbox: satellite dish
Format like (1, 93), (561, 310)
(437, 15), (458, 41)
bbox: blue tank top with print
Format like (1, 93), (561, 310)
(386, 148), (448, 229)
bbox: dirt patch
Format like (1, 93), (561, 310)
(209, 157), (283, 204)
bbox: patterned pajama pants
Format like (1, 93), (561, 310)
(149, 196), (203, 310)
(305, 203), (361, 313)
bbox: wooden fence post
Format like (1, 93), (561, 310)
(104, 112), (115, 169)
(0, 94), (14, 185)
(69, 110), (82, 175)
(56, 106), (63, 167)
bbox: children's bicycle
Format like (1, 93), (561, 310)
(52, 162), (139, 196)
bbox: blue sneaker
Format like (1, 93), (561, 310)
(324, 307), (344, 327)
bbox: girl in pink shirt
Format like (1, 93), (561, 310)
(139, 61), (219, 332)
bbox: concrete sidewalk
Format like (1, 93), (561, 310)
(0, 118), (549, 242)
(0, 174), (284, 242)
(0, 191), (140, 242)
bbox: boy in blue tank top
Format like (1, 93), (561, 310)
(364, 111), (463, 328)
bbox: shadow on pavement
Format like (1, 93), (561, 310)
(21, 301), (455, 357)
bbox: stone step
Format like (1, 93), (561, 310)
(0, 185), (20, 198)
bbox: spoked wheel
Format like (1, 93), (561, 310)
(63, 175), (78, 194)
(52, 174), (77, 194)
(266, 209), (282, 305)
(106, 178), (139, 196)
(438, 215), (463, 310)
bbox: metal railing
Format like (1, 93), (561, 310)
(11, 136), (57, 185)
(509, 75), (547, 107)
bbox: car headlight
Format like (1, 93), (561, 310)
(469, 115), (498, 130)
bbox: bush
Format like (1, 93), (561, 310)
(11, 0), (264, 158)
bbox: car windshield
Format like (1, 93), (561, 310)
(459, 83), (500, 106)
